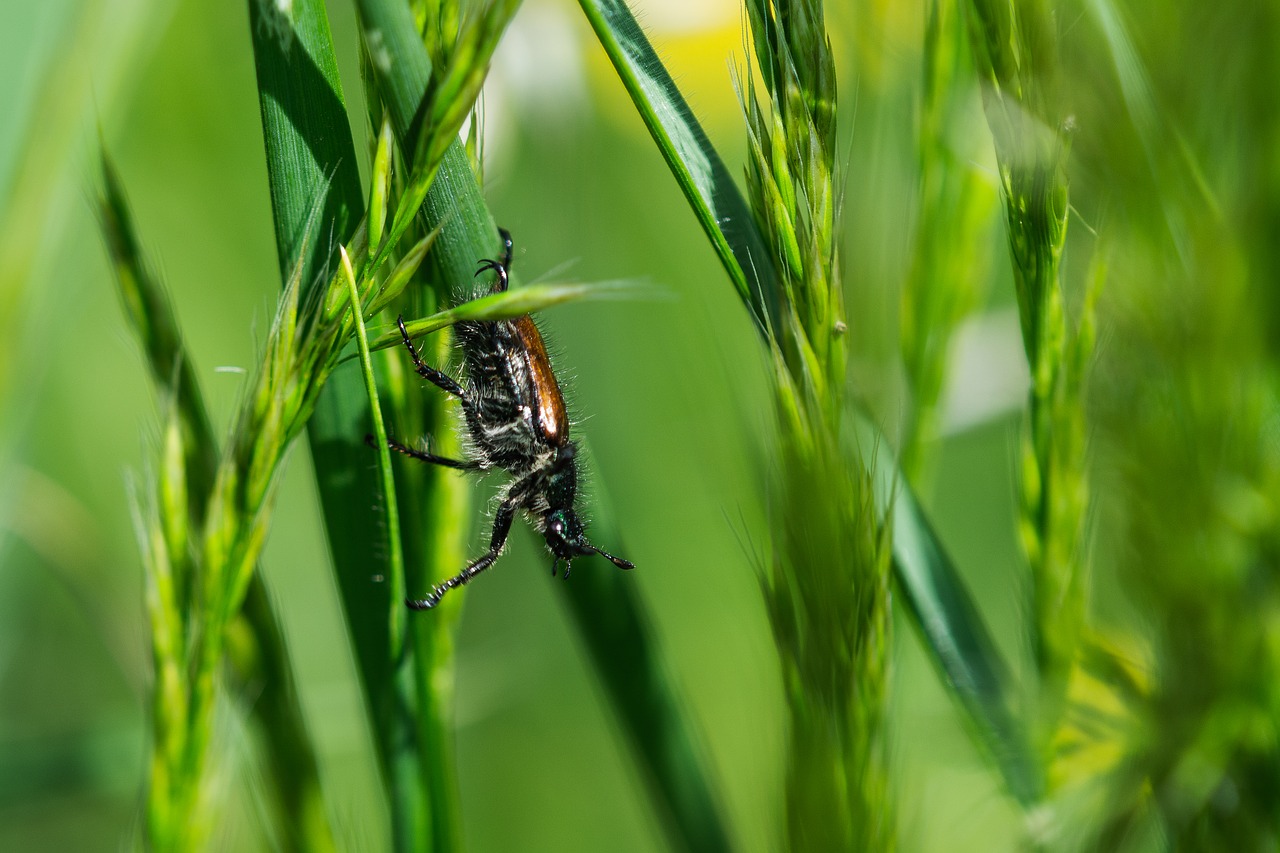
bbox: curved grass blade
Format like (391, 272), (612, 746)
(854, 413), (1041, 807)
(361, 281), (643, 353)
(896, 495), (1040, 808)
(582, 0), (1039, 810)
(560, 459), (737, 853)
(340, 247), (407, 657)
(578, 0), (780, 338)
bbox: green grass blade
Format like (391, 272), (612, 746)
(340, 248), (407, 655)
(561, 460), (736, 853)
(99, 149), (336, 851)
(362, 281), (644, 353)
(577, 0), (780, 337)
(584, 0), (1039, 810)
(250, 0), (363, 289)
(895, 505), (1039, 808)
(871, 437), (1042, 807)
(355, 0), (432, 143)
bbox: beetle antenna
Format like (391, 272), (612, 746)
(586, 543), (635, 570)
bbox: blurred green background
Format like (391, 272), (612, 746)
(12, 0), (1270, 848)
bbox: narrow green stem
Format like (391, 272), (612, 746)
(341, 247), (431, 850)
(342, 248), (407, 650)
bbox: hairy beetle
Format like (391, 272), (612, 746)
(380, 229), (633, 609)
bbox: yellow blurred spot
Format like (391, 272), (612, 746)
(584, 0), (747, 134)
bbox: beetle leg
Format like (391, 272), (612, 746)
(407, 497), (518, 610)
(397, 314), (466, 397)
(474, 227), (515, 292)
(370, 434), (479, 470)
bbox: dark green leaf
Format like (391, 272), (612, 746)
(872, 436), (1042, 807)
(561, 460), (737, 853)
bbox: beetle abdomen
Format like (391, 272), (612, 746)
(455, 316), (568, 472)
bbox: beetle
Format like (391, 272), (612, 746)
(380, 228), (633, 609)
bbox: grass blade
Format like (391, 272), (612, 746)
(363, 281), (643, 352)
(561, 464), (736, 853)
(583, 0), (1039, 810)
(856, 413), (1041, 807)
(895, 493), (1039, 808)
(577, 0), (781, 337)
(250, 0), (364, 290)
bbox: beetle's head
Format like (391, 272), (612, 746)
(544, 508), (634, 575)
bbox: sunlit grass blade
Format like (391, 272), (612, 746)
(578, 0), (781, 337)
(99, 148), (335, 850)
(365, 281), (644, 352)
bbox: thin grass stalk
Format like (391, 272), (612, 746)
(343, 246), (408, 655)
(741, 0), (894, 848)
(964, 0), (1087, 753)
